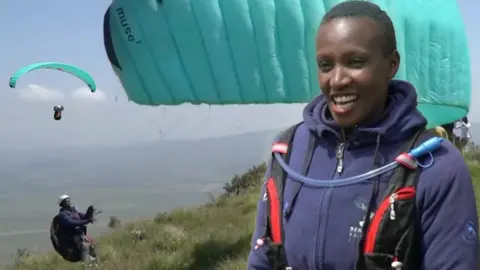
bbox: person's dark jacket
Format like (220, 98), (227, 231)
(247, 80), (479, 269)
(57, 207), (89, 242)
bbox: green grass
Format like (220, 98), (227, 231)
(10, 156), (480, 270)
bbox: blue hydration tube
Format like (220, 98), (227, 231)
(273, 137), (444, 188)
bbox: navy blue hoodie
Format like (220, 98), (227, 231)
(247, 80), (479, 269)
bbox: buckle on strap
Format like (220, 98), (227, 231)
(267, 243), (290, 270)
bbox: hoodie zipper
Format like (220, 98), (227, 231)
(315, 131), (348, 269)
(336, 143), (346, 174)
(335, 129), (349, 174)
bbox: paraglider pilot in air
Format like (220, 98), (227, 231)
(53, 105), (64, 120)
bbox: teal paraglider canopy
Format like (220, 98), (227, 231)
(103, 0), (470, 128)
(9, 62), (97, 92)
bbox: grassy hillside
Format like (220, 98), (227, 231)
(10, 155), (480, 270)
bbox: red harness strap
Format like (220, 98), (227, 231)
(266, 177), (282, 243)
(267, 142), (290, 244)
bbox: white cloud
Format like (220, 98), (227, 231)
(13, 84), (108, 104)
(71, 87), (107, 101)
(17, 84), (63, 101)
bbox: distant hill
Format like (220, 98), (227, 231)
(0, 128), (283, 195)
(2, 122), (478, 195)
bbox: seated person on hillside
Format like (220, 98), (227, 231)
(56, 195), (94, 264)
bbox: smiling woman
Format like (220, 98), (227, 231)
(248, 1), (478, 270)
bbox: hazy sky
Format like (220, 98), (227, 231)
(0, 1), (478, 149)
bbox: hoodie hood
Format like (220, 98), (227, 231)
(303, 80), (427, 143)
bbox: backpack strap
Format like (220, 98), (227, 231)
(264, 122), (315, 270)
(284, 130), (316, 219)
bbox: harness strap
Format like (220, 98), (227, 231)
(266, 123), (302, 244)
(285, 133), (315, 219)
(265, 177), (282, 244)
(265, 123), (316, 269)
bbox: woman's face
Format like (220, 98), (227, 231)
(315, 17), (399, 127)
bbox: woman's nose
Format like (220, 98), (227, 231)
(329, 66), (351, 89)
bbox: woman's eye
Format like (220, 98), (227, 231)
(317, 61), (332, 72)
(348, 58), (366, 68)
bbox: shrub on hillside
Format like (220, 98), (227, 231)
(154, 212), (170, 224)
(108, 216), (121, 229)
(464, 142), (480, 163)
(223, 163), (266, 196)
(14, 248), (30, 265)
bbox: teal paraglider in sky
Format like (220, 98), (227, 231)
(9, 62), (97, 121)
(103, 0), (470, 128)
(9, 62), (97, 92)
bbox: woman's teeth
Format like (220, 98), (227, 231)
(333, 95), (357, 103)
(332, 95), (358, 112)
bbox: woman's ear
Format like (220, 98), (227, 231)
(387, 50), (400, 80)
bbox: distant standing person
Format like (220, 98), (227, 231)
(453, 116), (471, 152)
